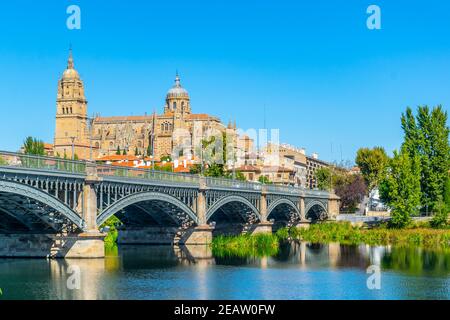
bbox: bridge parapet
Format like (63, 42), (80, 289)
(96, 164), (200, 186)
(0, 150), (86, 175)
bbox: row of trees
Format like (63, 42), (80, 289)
(356, 105), (450, 228)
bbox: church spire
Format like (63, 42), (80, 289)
(67, 47), (74, 70)
(174, 71), (181, 87)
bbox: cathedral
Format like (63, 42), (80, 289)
(53, 50), (239, 162)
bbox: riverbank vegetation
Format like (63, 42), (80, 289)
(278, 222), (450, 248)
(102, 216), (121, 249)
(211, 233), (279, 257)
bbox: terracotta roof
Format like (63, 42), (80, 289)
(44, 143), (53, 149)
(186, 114), (220, 121)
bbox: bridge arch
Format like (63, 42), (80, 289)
(267, 198), (301, 229)
(97, 191), (199, 227)
(305, 200), (328, 221)
(267, 198), (300, 219)
(206, 195), (262, 223)
(0, 179), (84, 232)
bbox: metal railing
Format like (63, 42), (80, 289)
(0, 151), (331, 197)
(0, 150), (86, 175)
(205, 176), (262, 191)
(97, 164), (200, 185)
(303, 189), (330, 197)
(266, 184), (302, 194)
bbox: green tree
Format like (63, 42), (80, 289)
(401, 106), (450, 213)
(122, 149), (127, 156)
(430, 197), (449, 228)
(23, 136), (45, 155)
(444, 175), (450, 212)
(355, 147), (389, 191)
(134, 147), (139, 156)
(258, 175), (272, 184)
(379, 149), (422, 228)
(315, 167), (332, 191)
(116, 146), (121, 155)
(204, 163), (228, 178)
(161, 155), (172, 162)
(189, 164), (202, 174)
(235, 170), (246, 181)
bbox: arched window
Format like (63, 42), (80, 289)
(173, 102), (177, 110)
(70, 107), (73, 114)
(161, 123), (165, 131)
(181, 101), (185, 110)
(164, 123), (169, 131)
(109, 141), (113, 148)
(95, 142), (100, 149)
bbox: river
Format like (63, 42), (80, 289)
(0, 242), (449, 300)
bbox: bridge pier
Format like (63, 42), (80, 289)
(249, 221), (274, 235)
(0, 233), (105, 258)
(328, 194), (340, 220)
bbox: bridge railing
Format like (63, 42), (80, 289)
(265, 184), (303, 194)
(205, 176), (263, 191)
(0, 150), (86, 174)
(97, 164), (200, 185)
(303, 189), (330, 198)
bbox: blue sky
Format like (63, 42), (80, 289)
(0, 0), (449, 163)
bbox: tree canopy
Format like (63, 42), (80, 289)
(23, 136), (45, 156)
(355, 147), (389, 191)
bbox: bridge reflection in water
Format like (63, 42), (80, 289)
(0, 243), (449, 300)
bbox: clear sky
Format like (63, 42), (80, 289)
(0, 0), (449, 163)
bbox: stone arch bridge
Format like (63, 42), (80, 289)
(0, 151), (339, 258)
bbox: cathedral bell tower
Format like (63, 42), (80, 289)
(53, 49), (90, 159)
(164, 73), (191, 116)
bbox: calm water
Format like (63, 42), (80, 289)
(0, 242), (449, 300)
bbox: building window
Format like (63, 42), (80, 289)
(173, 102), (177, 110)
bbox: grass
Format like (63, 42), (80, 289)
(211, 233), (279, 258)
(282, 222), (450, 248)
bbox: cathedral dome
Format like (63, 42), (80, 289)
(62, 68), (80, 79)
(166, 74), (189, 98)
(62, 49), (80, 80)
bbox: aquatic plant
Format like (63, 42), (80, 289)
(211, 233), (279, 258)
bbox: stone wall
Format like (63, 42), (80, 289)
(0, 234), (105, 258)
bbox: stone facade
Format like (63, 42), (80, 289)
(53, 51), (238, 161)
(53, 50), (91, 160)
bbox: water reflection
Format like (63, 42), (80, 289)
(0, 242), (449, 300)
